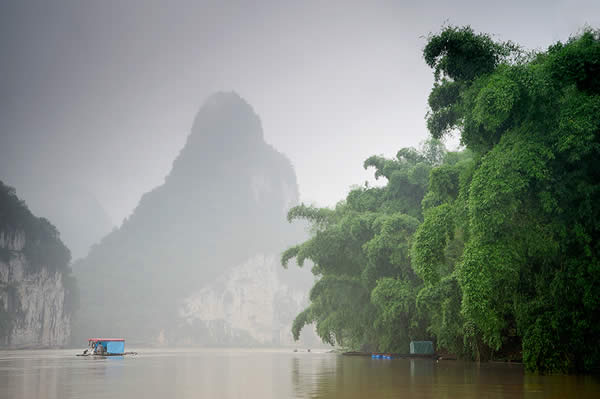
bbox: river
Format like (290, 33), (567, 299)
(0, 348), (598, 398)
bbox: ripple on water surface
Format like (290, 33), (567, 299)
(0, 349), (598, 398)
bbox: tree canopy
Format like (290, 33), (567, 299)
(283, 26), (600, 373)
(282, 140), (444, 351)
(421, 26), (600, 373)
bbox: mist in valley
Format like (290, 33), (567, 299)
(1, 2), (600, 391)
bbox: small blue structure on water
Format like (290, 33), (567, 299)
(89, 338), (125, 354)
(410, 341), (434, 355)
(371, 353), (392, 359)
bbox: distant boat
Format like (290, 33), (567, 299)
(77, 338), (137, 357)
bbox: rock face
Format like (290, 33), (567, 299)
(74, 92), (313, 346)
(0, 185), (75, 348)
(179, 254), (309, 346)
(0, 252), (71, 347)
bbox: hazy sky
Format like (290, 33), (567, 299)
(1, 0), (599, 225)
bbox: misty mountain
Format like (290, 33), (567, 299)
(73, 92), (312, 345)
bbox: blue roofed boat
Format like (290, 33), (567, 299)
(77, 338), (137, 357)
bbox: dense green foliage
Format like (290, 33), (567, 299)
(283, 27), (600, 373)
(281, 141), (444, 351)
(422, 26), (600, 373)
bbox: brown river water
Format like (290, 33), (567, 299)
(0, 348), (598, 398)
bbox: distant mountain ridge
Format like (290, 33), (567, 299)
(73, 92), (311, 345)
(17, 183), (113, 261)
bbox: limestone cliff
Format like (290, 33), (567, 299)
(74, 92), (313, 346)
(0, 183), (75, 348)
(178, 254), (313, 346)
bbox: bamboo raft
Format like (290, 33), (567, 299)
(76, 351), (138, 357)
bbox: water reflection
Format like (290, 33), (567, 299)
(289, 354), (599, 399)
(0, 349), (599, 399)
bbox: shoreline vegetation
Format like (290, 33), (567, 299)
(282, 26), (600, 374)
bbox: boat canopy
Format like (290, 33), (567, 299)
(88, 338), (125, 354)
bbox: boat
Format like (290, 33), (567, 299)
(77, 338), (137, 357)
